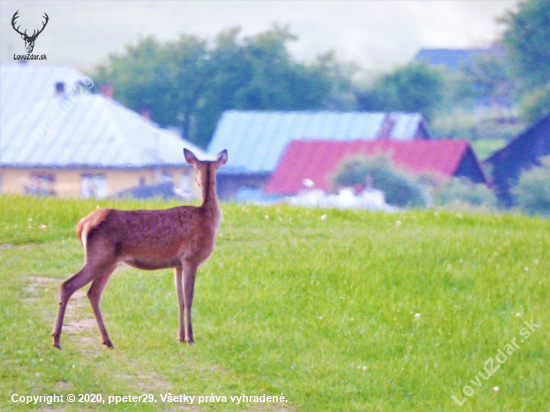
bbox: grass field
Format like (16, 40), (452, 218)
(1, 195), (548, 411)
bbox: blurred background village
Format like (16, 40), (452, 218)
(0, 0), (548, 215)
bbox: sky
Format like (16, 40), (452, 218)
(1, 0), (519, 73)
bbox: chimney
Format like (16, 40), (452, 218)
(100, 83), (113, 99)
(138, 105), (151, 121)
(54, 82), (65, 96)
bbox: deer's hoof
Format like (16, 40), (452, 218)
(102, 340), (114, 349)
(185, 339), (195, 346)
(53, 342), (62, 350)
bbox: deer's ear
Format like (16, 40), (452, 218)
(184, 148), (198, 165)
(216, 149), (228, 167)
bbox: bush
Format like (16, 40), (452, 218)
(433, 177), (498, 211)
(330, 154), (426, 208)
(512, 155), (550, 216)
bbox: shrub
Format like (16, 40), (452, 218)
(433, 177), (497, 211)
(512, 155), (550, 216)
(330, 154), (426, 208)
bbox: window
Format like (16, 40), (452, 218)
(161, 172), (172, 183)
(81, 174), (107, 199)
(26, 174), (55, 196)
(181, 174), (191, 196)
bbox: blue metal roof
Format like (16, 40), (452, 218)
(208, 110), (429, 174)
(0, 63), (206, 168)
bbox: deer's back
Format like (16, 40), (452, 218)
(77, 206), (220, 268)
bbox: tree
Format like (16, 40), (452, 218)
(501, 0), (550, 123)
(92, 26), (338, 148)
(355, 62), (446, 120)
(313, 51), (359, 111)
(194, 25), (335, 147)
(518, 83), (550, 125)
(501, 0), (550, 90)
(455, 44), (516, 109)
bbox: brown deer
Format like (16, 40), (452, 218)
(51, 149), (227, 349)
(11, 11), (49, 54)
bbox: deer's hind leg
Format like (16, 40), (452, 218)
(52, 259), (116, 349)
(87, 265), (117, 348)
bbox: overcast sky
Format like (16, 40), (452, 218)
(1, 0), (519, 73)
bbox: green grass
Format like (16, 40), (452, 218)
(1, 195), (548, 411)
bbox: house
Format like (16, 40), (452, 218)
(208, 110), (431, 199)
(0, 63), (206, 199)
(414, 48), (487, 71)
(485, 112), (550, 206)
(415, 45), (515, 116)
(265, 139), (486, 195)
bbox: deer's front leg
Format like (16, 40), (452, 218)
(174, 267), (185, 343)
(182, 262), (198, 345)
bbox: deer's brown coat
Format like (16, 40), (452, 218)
(51, 149), (227, 349)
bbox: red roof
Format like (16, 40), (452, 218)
(265, 139), (483, 194)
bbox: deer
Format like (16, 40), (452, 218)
(11, 10), (49, 54)
(51, 149), (228, 349)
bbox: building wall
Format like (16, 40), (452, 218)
(217, 173), (271, 201)
(0, 167), (200, 199)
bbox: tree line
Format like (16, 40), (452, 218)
(92, 0), (549, 148)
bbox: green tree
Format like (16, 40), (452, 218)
(501, 0), (550, 123)
(518, 83), (550, 125)
(455, 45), (516, 108)
(94, 34), (210, 145)
(94, 36), (165, 120)
(93, 26), (338, 148)
(356, 62), (446, 120)
(501, 0), (550, 90)
(313, 51), (359, 111)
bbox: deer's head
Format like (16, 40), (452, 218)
(184, 149), (228, 187)
(12, 11), (49, 54)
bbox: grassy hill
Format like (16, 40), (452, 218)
(1, 195), (548, 411)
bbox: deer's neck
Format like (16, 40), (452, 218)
(200, 164), (219, 211)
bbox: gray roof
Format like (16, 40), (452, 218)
(208, 110), (429, 174)
(1, 64), (84, 126)
(1, 63), (206, 169)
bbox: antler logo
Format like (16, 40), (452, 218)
(11, 10), (49, 54)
